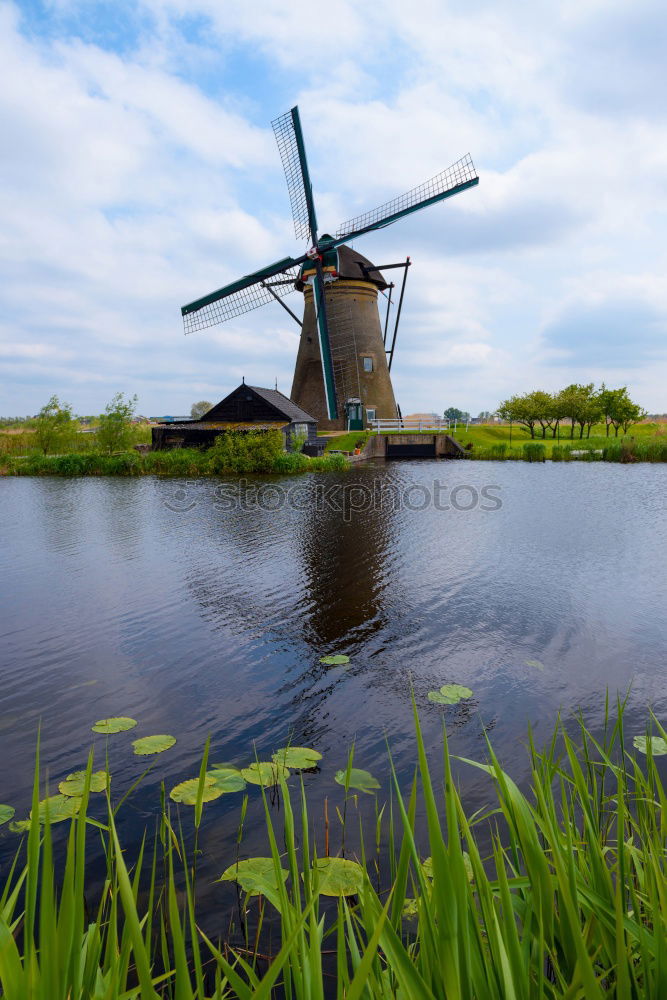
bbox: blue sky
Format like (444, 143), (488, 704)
(1, 0), (666, 416)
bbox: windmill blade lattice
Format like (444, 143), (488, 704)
(272, 108), (318, 244)
(335, 154), (478, 242)
(182, 262), (301, 334)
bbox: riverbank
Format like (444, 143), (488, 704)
(1, 701), (664, 997)
(449, 421), (667, 460)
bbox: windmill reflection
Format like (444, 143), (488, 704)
(179, 470), (398, 694)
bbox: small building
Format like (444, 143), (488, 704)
(151, 383), (318, 452)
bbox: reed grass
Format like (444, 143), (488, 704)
(1, 701), (665, 997)
(3, 447), (348, 477)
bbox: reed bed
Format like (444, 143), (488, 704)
(0, 701), (665, 997)
(3, 448), (348, 477)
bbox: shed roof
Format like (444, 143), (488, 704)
(247, 386), (316, 423)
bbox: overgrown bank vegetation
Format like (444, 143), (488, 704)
(0, 700), (665, 997)
(3, 430), (348, 477)
(452, 421), (667, 462)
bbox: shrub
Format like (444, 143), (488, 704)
(523, 442), (546, 462)
(207, 430), (285, 474)
(34, 395), (76, 454)
(97, 393), (138, 454)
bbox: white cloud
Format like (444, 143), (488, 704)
(1, 0), (666, 417)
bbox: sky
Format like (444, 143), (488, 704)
(1, 0), (666, 417)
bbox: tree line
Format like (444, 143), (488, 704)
(497, 384), (646, 439)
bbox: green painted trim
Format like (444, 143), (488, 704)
(291, 106), (318, 244)
(312, 265), (338, 420)
(332, 177), (479, 247)
(181, 256), (304, 315)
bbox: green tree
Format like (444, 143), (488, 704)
(497, 394), (542, 438)
(190, 400), (213, 419)
(34, 395), (75, 455)
(598, 385), (645, 437)
(527, 390), (559, 439)
(556, 383), (595, 439)
(97, 392), (138, 454)
(444, 407), (467, 422)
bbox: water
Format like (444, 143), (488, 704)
(1, 461), (666, 913)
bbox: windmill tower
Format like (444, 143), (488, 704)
(181, 107), (479, 430)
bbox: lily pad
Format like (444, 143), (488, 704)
(169, 777), (223, 805)
(0, 804), (15, 826)
(334, 767), (380, 794)
(58, 770), (109, 797)
(272, 747), (322, 769)
(132, 734), (176, 756)
(525, 660), (545, 671)
(219, 857), (288, 895)
(311, 857), (364, 896)
(633, 735), (667, 756)
(241, 762), (290, 786)
(206, 767), (246, 793)
(32, 794), (82, 824)
(427, 684), (473, 705)
(9, 819), (31, 833)
(92, 717), (137, 734)
(421, 853), (472, 881)
(320, 655), (350, 666)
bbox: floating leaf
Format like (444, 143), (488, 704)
(9, 819), (31, 833)
(132, 734), (176, 756)
(219, 857), (288, 895)
(241, 762), (290, 787)
(92, 717), (137, 734)
(633, 735), (667, 756)
(311, 857), (364, 896)
(525, 660), (545, 671)
(421, 853), (472, 881)
(59, 770), (108, 797)
(319, 655), (350, 666)
(334, 767), (380, 794)
(0, 804), (15, 826)
(32, 794), (82, 824)
(427, 684), (473, 705)
(272, 747), (322, 769)
(421, 856), (433, 880)
(169, 777), (223, 805)
(206, 767), (246, 793)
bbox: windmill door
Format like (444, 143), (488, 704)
(345, 399), (363, 431)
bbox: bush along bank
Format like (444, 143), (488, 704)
(0, 699), (666, 997)
(3, 430), (349, 477)
(465, 438), (667, 462)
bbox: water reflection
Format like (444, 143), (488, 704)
(1, 464), (666, 891)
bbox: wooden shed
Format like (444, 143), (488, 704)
(151, 383), (318, 452)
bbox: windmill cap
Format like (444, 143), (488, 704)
(296, 244), (388, 291)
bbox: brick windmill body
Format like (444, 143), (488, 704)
(292, 244), (398, 431)
(182, 107), (479, 429)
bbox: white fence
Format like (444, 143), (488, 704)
(369, 418), (454, 434)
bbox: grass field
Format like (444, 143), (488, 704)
(450, 421), (666, 457)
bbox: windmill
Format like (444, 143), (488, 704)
(181, 107), (479, 430)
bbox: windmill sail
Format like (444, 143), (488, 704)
(334, 154), (478, 244)
(272, 107), (319, 244)
(181, 257), (303, 334)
